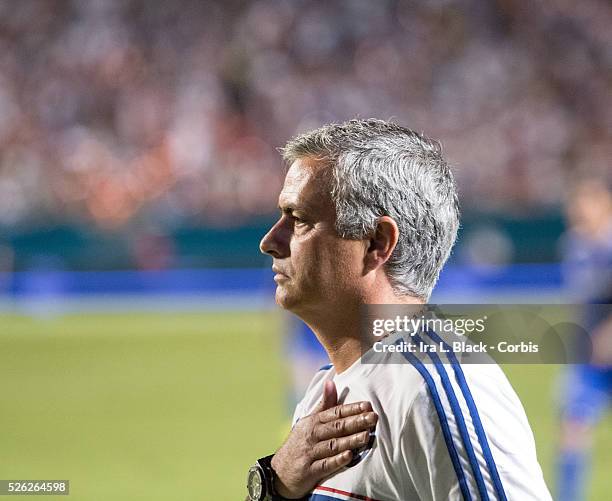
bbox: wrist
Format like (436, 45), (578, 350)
(246, 454), (290, 501)
(270, 455), (310, 500)
(271, 474), (295, 500)
(269, 455), (291, 498)
(247, 454), (308, 501)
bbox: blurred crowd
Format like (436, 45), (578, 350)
(0, 0), (610, 229)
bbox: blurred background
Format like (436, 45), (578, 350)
(0, 0), (610, 500)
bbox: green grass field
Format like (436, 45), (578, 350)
(0, 311), (610, 500)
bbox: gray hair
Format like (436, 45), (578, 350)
(281, 119), (460, 300)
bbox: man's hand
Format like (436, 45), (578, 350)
(271, 380), (378, 499)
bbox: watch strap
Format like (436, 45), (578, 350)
(258, 454), (286, 500)
(255, 455), (309, 501)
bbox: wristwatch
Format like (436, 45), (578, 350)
(246, 454), (282, 501)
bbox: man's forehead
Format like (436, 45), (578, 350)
(278, 159), (330, 209)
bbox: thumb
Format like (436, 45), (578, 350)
(315, 380), (337, 412)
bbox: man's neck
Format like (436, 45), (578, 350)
(302, 292), (425, 374)
(305, 311), (365, 374)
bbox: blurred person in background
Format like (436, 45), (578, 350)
(557, 177), (612, 501)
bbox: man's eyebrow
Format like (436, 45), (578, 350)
(278, 203), (310, 214)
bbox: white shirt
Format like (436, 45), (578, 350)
(292, 331), (552, 501)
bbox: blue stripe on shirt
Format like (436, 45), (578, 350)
(413, 333), (490, 500)
(423, 329), (508, 501)
(397, 340), (473, 501)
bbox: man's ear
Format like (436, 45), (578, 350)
(364, 216), (399, 272)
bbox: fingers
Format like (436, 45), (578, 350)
(315, 411), (377, 440)
(322, 380), (338, 410)
(318, 400), (373, 424)
(271, 393), (378, 498)
(314, 381), (338, 413)
(311, 450), (354, 478)
(311, 430), (372, 460)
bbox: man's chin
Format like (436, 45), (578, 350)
(275, 286), (300, 312)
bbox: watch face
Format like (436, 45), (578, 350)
(247, 467), (264, 500)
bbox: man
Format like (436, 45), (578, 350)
(557, 178), (612, 501)
(247, 119), (551, 500)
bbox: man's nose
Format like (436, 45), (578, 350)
(260, 220), (290, 258)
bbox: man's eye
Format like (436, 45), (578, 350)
(293, 216), (306, 225)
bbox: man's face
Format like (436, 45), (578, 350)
(260, 158), (366, 315)
(567, 180), (612, 235)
